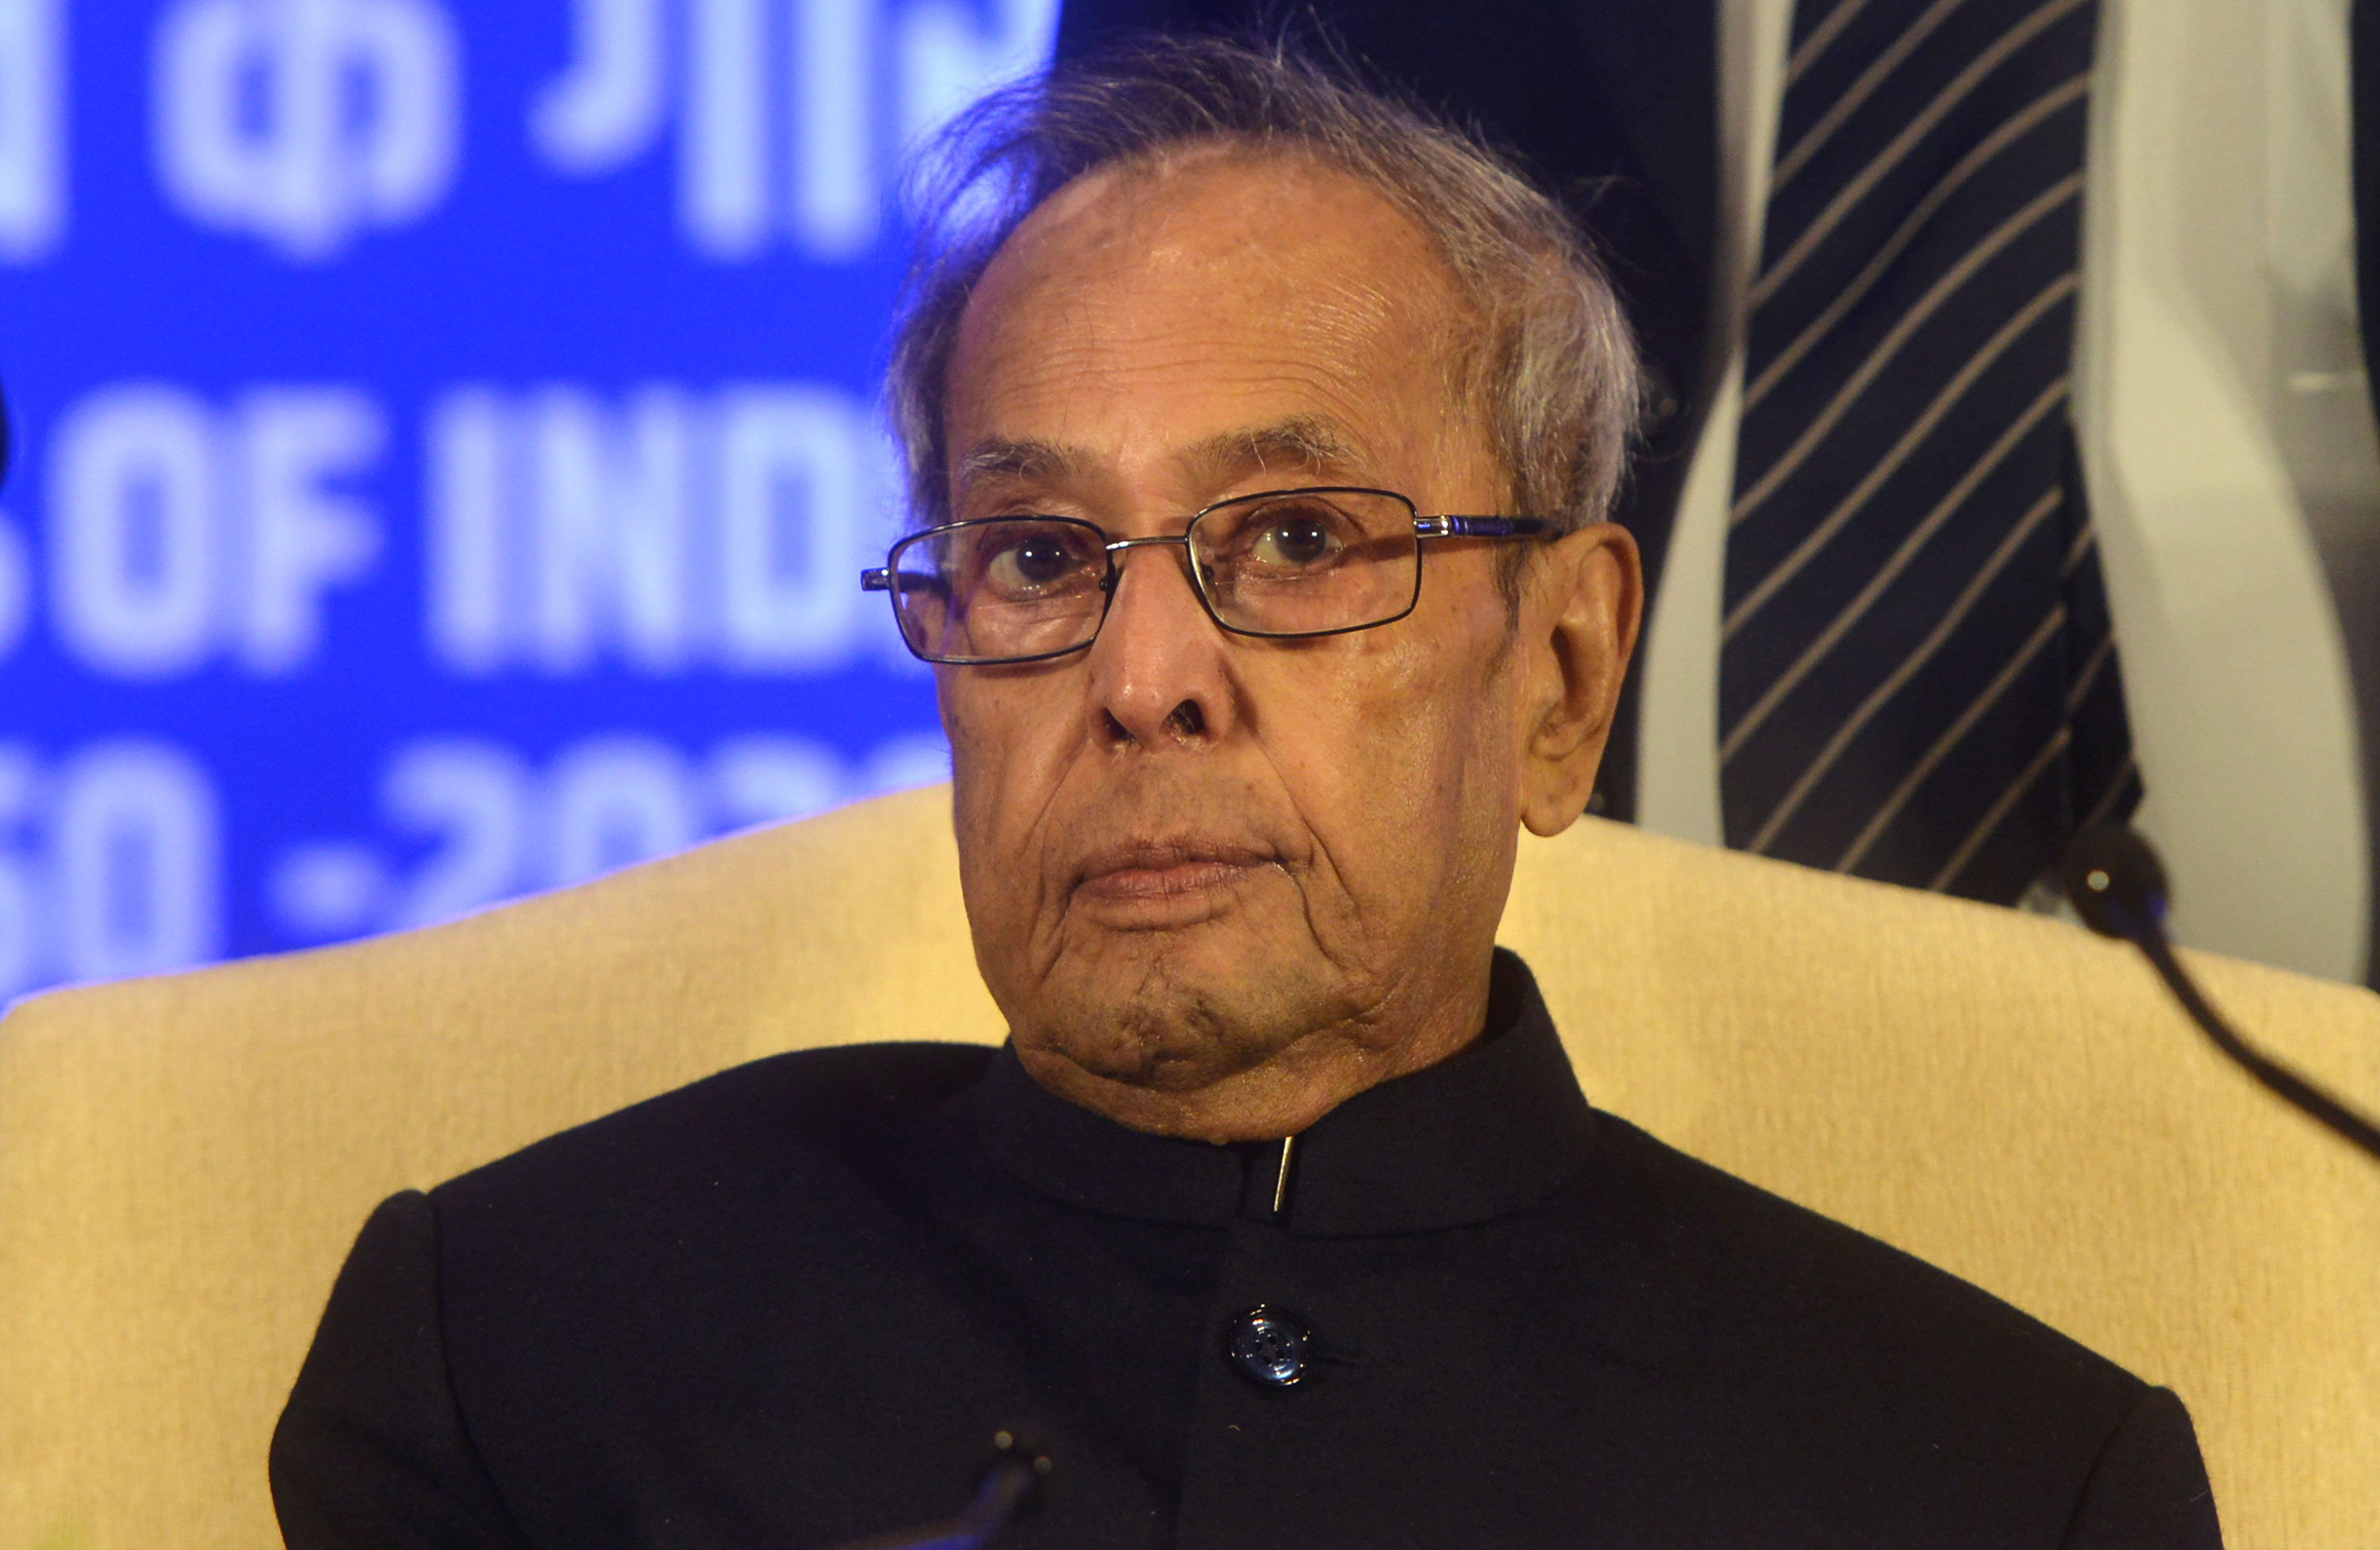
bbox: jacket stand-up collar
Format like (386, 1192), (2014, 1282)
(973, 948), (1598, 1237)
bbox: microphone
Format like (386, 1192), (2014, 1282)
(823, 1431), (1052, 1550)
(2061, 823), (2380, 1163)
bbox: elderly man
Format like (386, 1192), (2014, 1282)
(271, 37), (2220, 1549)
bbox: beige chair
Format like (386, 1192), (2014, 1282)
(2, 785), (2374, 1548)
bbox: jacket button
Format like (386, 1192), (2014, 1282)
(1226, 1306), (1312, 1387)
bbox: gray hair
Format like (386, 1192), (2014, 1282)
(884, 33), (1644, 551)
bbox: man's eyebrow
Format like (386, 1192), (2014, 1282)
(952, 418), (1369, 501)
(956, 436), (1082, 488)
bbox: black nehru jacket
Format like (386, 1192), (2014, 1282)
(271, 952), (2221, 1548)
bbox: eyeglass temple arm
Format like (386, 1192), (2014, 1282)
(862, 567), (952, 597)
(1417, 516), (1552, 540)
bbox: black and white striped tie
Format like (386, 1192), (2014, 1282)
(1720, 0), (2142, 904)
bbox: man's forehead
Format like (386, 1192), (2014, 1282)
(973, 147), (1458, 330)
(940, 147), (1491, 505)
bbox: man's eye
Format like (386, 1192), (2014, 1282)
(1249, 516), (1341, 568)
(984, 535), (1088, 593)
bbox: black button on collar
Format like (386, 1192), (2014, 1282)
(1226, 1305), (1313, 1387)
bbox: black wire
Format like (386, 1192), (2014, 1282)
(2132, 928), (2380, 1164)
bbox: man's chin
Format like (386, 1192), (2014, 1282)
(1023, 992), (1273, 1095)
(1014, 940), (1349, 1098)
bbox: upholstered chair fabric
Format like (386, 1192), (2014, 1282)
(2, 785), (2374, 1548)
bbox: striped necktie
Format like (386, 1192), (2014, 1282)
(1720, 0), (2140, 904)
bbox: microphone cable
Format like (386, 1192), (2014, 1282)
(823, 1431), (1051, 1550)
(2062, 823), (2380, 1164)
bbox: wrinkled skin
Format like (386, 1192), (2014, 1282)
(937, 148), (1641, 1142)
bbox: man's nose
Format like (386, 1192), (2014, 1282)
(1085, 539), (1234, 747)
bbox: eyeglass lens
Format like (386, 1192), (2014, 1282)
(886, 489), (1422, 664)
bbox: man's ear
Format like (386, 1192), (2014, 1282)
(1517, 520), (1642, 838)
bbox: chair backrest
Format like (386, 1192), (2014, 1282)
(3, 785), (2374, 1549)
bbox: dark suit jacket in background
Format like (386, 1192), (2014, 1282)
(271, 953), (2219, 1548)
(1057, 0), (1723, 827)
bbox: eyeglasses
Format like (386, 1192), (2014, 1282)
(861, 486), (1550, 666)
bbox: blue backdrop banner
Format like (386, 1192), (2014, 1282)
(0, 0), (1055, 1000)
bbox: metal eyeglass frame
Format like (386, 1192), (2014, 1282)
(859, 485), (1552, 666)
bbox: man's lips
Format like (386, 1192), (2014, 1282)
(1071, 839), (1276, 905)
